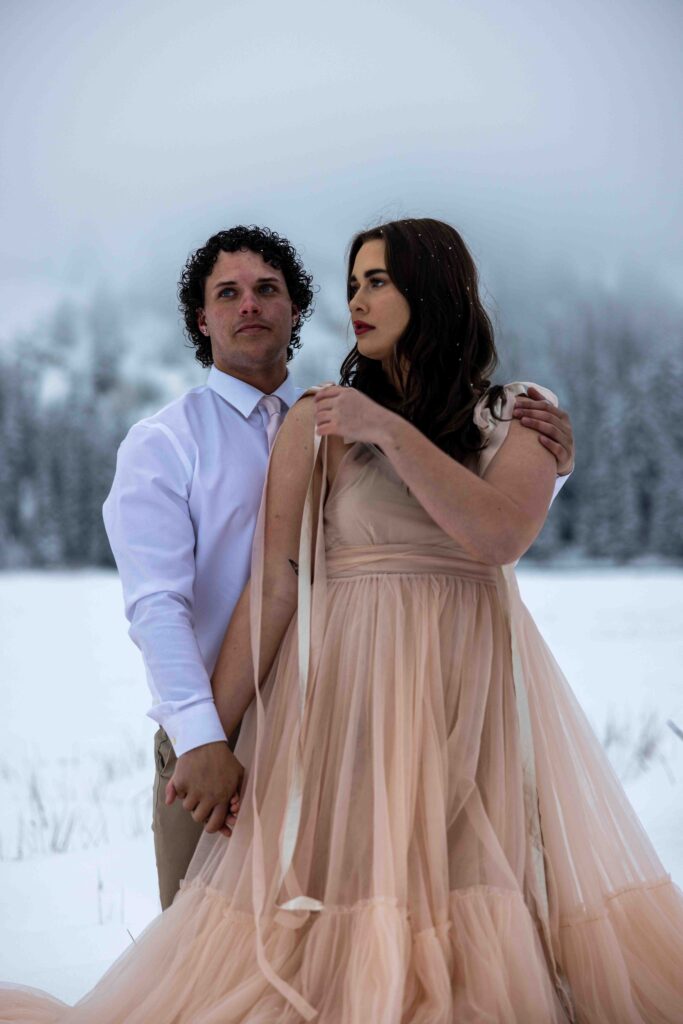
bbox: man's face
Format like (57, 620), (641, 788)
(198, 248), (298, 376)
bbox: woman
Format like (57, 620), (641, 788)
(2, 218), (682, 1023)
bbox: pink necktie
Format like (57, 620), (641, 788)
(259, 395), (285, 452)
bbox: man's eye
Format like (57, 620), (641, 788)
(260, 284), (276, 293)
(219, 287), (235, 298)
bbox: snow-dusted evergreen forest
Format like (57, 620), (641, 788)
(1, 273), (681, 568)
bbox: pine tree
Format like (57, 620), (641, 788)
(649, 344), (683, 557)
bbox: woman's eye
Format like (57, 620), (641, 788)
(370, 278), (385, 288)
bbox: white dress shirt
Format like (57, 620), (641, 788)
(103, 369), (570, 758)
(103, 366), (302, 756)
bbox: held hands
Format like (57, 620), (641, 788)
(166, 740), (243, 839)
(512, 387), (575, 476)
(313, 385), (393, 445)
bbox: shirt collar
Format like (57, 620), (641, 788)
(206, 365), (299, 419)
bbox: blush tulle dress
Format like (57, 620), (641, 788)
(2, 382), (682, 1024)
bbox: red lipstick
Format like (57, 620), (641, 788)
(353, 320), (375, 336)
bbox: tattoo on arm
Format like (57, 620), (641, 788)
(288, 558), (299, 577)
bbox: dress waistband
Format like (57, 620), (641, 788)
(325, 543), (498, 584)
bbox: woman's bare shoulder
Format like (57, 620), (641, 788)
(279, 385), (335, 444)
(275, 395), (316, 457)
(275, 396), (350, 486)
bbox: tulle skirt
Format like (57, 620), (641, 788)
(2, 547), (682, 1022)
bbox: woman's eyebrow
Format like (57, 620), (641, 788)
(349, 268), (388, 282)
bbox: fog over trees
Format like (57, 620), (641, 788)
(0, 275), (681, 569)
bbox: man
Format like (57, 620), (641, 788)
(103, 226), (312, 908)
(103, 224), (575, 910)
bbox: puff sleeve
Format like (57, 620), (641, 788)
(473, 381), (560, 478)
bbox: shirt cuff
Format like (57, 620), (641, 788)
(158, 701), (228, 757)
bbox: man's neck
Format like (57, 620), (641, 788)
(213, 362), (288, 395)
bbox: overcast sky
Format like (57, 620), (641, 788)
(1, 0), (682, 336)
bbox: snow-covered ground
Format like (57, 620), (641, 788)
(1, 568), (682, 1004)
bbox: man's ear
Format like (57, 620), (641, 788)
(197, 309), (208, 336)
(291, 305), (300, 327)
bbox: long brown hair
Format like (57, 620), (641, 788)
(339, 218), (503, 462)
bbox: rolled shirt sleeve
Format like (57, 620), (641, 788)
(102, 422), (227, 756)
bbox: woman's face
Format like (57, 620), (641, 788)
(348, 239), (411, 363)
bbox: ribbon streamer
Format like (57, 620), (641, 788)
(248, 399), (328, 1020)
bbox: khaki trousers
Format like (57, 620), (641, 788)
(152, 725), (241, 911)
(152, 727), (204, 910)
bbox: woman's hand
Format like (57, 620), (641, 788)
(219, 791), (241, 839)
(313, 385), (395, 445)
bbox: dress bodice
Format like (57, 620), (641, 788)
(323, 442), (470, 554)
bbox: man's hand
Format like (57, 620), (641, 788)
(165, 740), (243, 838)
(512, 386), (575, 476)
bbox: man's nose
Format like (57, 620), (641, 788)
(239, 290), (262, 315)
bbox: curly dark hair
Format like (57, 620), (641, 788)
(178, 225), (315, 366)
(340, 218), (503, 464)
